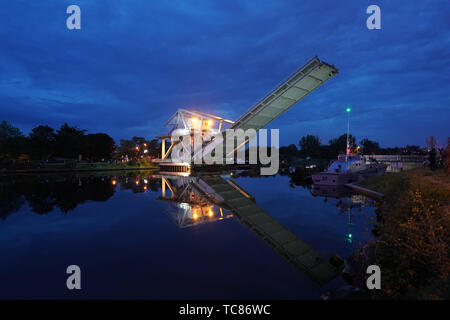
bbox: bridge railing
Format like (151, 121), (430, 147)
(364, 155), (425, 162)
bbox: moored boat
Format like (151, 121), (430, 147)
(312, 154), (386, 186)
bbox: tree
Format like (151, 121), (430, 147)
(360, 138), (380, 155)
(84, 133), (115, 160)
(403, 145), (422, 155)
(29, 125), (56, 159)
(329, 133), (356, 156)
(299, 135), (320, 157)
(146, 139), (161, 158)
(119, 137), (151, 159)
(317, 145), (335, 159)
(0, 120), (23, 139)
(279, 144), (298, 161)
(0, 120), (26, 158)
(131, 136), (146, 146)
(119, 139), (134, 157)
(55, 123), (86, 158)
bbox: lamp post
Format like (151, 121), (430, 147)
(346, 107), (351, 160)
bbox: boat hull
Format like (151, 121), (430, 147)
(312, 164), (387, 186)
(311, 172), (357, 186)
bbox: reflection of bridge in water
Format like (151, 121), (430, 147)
(154, 172), (344, 286)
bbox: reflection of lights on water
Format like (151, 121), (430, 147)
(144, 186), (147, 190)
(346, 233), (353, 243)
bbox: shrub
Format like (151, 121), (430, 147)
(364, 169), (450, 299)
(140, 158), (153, 167)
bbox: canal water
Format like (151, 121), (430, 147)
(0, 171), (376, 299)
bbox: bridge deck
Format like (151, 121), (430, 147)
(231, 57), (338, 132)
(196, 57), (338, 160)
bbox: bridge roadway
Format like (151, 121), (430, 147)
(196, 56), (339, 160)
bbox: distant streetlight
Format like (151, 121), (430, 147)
(346, 107), (351, 159)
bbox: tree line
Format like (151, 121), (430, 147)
(0, 120), (160, 161)
(1, 120), (426, 162)
(280, 133), (425, 160)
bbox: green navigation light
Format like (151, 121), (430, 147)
(346, 107), (351, 112)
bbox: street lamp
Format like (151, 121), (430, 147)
(346, 107), (351, 160)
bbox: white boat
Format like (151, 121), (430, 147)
(312, 154), (386, 186)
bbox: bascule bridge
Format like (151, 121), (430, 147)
(154, 56), (339, 172)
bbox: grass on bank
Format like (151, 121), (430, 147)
(2, 158), (157, 171)
(356, 169), (450, 299)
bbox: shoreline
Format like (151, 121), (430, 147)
(342, 168), (450, 299)
(1, 166), (158, 174)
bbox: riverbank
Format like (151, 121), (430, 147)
(1, 160), (157, 174)
(347, 169), (450, 299)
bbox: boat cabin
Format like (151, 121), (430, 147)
(327, 154), (366, 173)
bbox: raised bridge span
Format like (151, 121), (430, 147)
(157, 56), (338, 166)
(199, 57), (339, 159)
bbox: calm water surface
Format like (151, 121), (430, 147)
(0, 171), (376, 299)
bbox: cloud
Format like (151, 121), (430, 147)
(0, 0), (448, 147)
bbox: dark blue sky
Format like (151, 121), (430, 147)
(0, 0), (449, 147)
